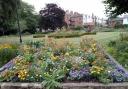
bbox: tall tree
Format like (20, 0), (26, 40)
(104, 0), (128, 17)
(0, 0), (21, 35)
(39, 3), (66, 32)
(17, 2), (39, 34)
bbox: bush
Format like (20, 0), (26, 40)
(120, 33), (128, 41)
(33, 31), (96, 38)
(0, 44), (18, 67)
(107, 39), (128, 70)
(0, 48), (18, 67)
(73, 26), (84, 30)
(22, 32), (31, 35)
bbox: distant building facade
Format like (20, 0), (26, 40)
(65, 10), (83, 27)
(65, 10), (107, 28)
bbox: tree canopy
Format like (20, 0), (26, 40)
(104, 0), (128, 17)
(0, 0), (21, 35)
(0, 0), (38, 35)
(39, 3), (66, 31)
(17, 2), (39, 34)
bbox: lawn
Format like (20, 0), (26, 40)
(0, 32), (125, 45)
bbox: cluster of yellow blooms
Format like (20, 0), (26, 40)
(51, 54), (59, 61)
(0, 44), (12, 50)
(91, 43), (96, 52)
(65, 52), (70, 56)
(90, 66), (104, 75)
(18, 69), (28, 80)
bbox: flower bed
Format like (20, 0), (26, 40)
(0, 38), (128, 89)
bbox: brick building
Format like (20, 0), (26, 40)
(65, 10), (83, 27)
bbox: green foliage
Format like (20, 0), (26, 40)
(108, 40), (116, 47)
(107, 34), (128, 70)
(0, 0), (21, 35)
(0, 0), (38, 35)
(42, 69), (65, 89)
(33, 31), (96, 38)
(103, 0), (128, 17)
(0, 48), (18, 67)
(24, 54), (34, 62)
(86, 53), (96, 63)
(73, 26), (84, 30)
(26, 41), (44, 48)
(18, 2), (39, 34)
(98, 71), (113, 84)
(0, 75), (4, 82)
(39, 3), (66, 31)
(120, 33), (128, 41)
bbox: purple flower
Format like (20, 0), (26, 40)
(69, 67), (90, 79)
(116, 67), (125, 73)
(0, 60), (13, 72)
(69, 70), (79, 78)
(110, 69), (128, 82)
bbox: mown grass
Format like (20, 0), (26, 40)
(0, 32), (123, 45)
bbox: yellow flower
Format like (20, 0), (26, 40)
(0, 44), (12, 50)
(65, 52), (69, 56)
(90, 66), (104, 75)
(51, 54), (59, 61)
(18, 69), (28, 80)
(93, 43), (96, 47)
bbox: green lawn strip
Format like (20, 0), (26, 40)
(0, 32), (121, 45)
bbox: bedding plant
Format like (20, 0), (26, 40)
(0, 37), (128, 89)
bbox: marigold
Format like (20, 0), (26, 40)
(18, 69), (28, 80)
(90, 66), (104, 75)
(51, 54), (59, 61)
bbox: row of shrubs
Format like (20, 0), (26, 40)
(107, 32), (128, 70)
(33, 31), (96, 38)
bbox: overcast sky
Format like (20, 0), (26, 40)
(22, 0), (107, 18)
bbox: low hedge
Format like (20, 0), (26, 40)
(33, 32), (96, 38)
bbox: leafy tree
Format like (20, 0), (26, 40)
(0, 0), (21, 35)
(18, 2), (39, 34)
(0, 1), (39, 35)
(104, 0), (128, 17)
(39, 3), (66, 32)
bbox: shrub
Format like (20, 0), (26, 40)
(120, 33), (128, 41)
(107, 39), (128, 70)
(73, 26), (84, 30)
(0, 48), (18, 67)
(108, 40), (116, 47)
(33, 31), (96, 38)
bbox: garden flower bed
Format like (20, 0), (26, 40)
(0, 38), (128, 89)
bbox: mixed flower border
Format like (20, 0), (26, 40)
(0, 38), (128, 89)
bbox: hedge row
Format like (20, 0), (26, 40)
(33, 32), (96, 38)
